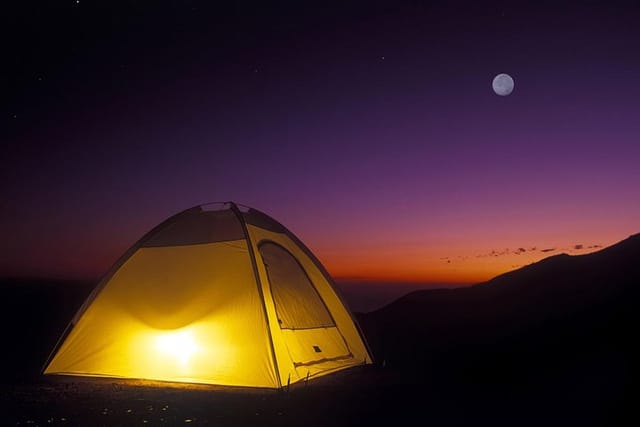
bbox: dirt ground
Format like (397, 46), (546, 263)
(3, 368), (433, 427)
(4, 364), (629, 427)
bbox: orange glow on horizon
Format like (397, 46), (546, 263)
(315, 236), (619, 285)
(5, 218), (632, 286)
(290, 203), (638, 286)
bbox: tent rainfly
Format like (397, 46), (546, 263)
(43, 202), (372, 388)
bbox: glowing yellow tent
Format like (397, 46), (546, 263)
(44, 202), (372, 388)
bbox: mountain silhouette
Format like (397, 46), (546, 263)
(361, 232), (639, 355)
(356, 233), (638, 425)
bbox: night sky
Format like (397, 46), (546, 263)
(2, 1), (639, 285)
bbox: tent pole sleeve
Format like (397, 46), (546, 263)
(230, 202), (283, 388)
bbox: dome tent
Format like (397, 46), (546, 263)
(44, 202), (372, 388)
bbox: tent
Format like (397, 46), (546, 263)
(43, 202), (372, 388)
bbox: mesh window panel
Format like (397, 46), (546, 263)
(259, 242), (334, 329)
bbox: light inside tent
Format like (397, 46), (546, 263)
(124, 322), (239, 383)
(154, 330), (199, 366)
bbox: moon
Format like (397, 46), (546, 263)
(492, 73), (514, 96)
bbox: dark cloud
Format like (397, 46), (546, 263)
(476, 248), (517, 258)
(474, 241), (601, 260)
(490, 249), (511, 257)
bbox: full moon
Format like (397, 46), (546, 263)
(492, 73), (514, 96)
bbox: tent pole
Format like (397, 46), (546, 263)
(230, 202), (283, 389)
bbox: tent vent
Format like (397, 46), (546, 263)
(313, 345), (322, 353)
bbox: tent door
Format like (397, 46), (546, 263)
(259, 242), (353, 370)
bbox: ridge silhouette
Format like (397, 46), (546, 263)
(356, 233), (638, 424)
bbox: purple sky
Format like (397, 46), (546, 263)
(2, 1), (639, 283)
